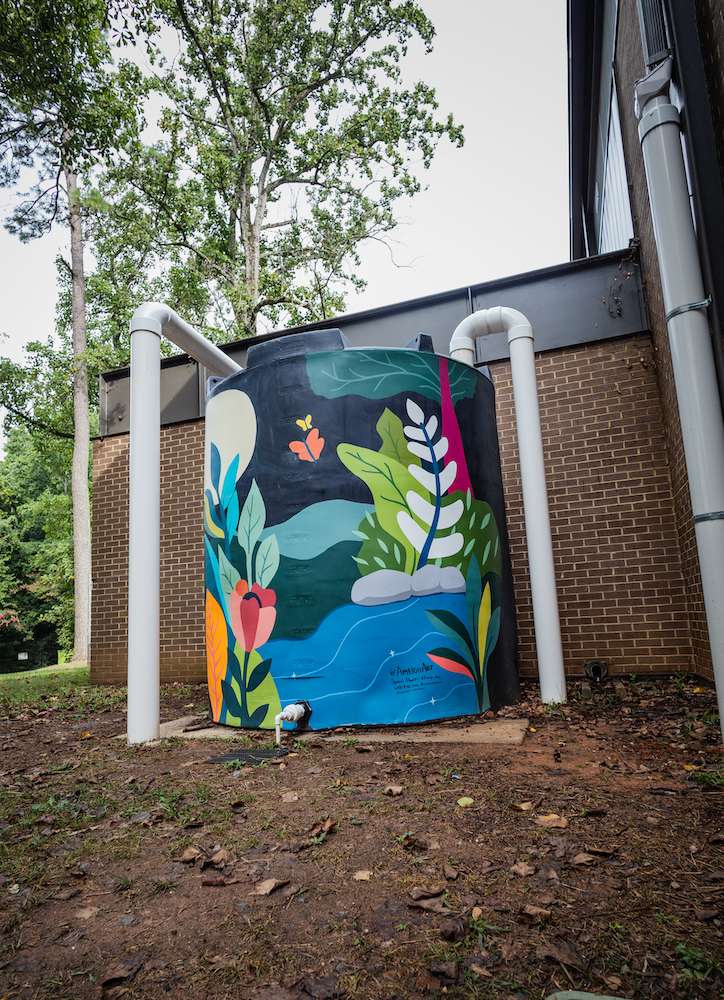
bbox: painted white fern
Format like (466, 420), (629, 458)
(397, 398), (464, 567)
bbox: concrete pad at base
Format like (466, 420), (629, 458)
(301, 719), (528, 745)
(157, 715), (528, 746)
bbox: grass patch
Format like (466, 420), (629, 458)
(0, 663), (89, 707)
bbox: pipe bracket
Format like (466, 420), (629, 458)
(666, 296), (711, 323)
(693, 511), (724, 524)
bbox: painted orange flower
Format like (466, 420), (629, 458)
(229, 580), (277, 652)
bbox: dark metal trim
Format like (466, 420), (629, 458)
(98, 249), (647, 437)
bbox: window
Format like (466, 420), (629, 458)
(598, 79), (635, 253)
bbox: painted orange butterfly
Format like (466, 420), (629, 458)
(289, 415), (325, 463)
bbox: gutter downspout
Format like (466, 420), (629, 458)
(635, 59), (724, 741)
(127, 303), (242, 745)
(450, 307), (567, 704)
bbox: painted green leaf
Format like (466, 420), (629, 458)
(238, 479), (266, 563)
(337, 443), (426, 572)
(245, 648), (281, 728)
(217, 547), (241, 605)
(426, 608), (476, 668)
(376, 407), (420, 467)
(221, 678), (243, 718)
(255, 533), (280, 588)
(248, 704), (269, 727)
(247, 657), (272, 693)
(307, 349), (477, 403)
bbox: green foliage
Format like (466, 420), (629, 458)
(88, 0), (463, 336)
(337, 440), (423, 574)
(448, 490), (501, 578)
(352, 509), (407, 575)
(0, 427), (74, 660)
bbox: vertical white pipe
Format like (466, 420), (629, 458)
(637, 81), (724, 739)
(450, 306), (567, 704)
(127, 328), (161, 744)
(507, 328), (567, 704)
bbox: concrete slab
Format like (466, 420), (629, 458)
(158, 715), (528, 746)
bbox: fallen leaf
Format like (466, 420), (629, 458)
(252, 878), (289, 896)
(535, 938), (585, 969)
(209, 848), (230, 867)
(469, 963), (492, 978)
(694, 907), (720, 922)
(281, 791), (299, 803)
(457, 796), (474, 808)
(75, 906), (99, 920)
(443, 863), (459, 881)
(510, 861), (535, 877)
(101, 955), (144, 990)
(353, 870), (371, 881)
(572, 852), (596, 866)
(309, 817), (336, 840)
(541, 865), (560, 882)
(354, 745), (373, 753)
(440, 917), (466, 942)
(384, 785), (403, 797)
(535, 813), (568, 829)
(409, 896), (450, 914)
(409, 885), (445, 901)
(179, 846), (202, 864)
(429, 960), (458, 983)
(512, 801), (534, 812)
(522, 903), (551, 921)
(471, 906), (483, 920)
(80, 731), (93, 740)
(201, 875), (227, 887)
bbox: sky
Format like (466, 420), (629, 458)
(0, 0), (569, 365)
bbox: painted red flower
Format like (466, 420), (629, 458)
(229, 581), (277, 652)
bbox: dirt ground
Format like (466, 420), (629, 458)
(0, 676), (722, 1000)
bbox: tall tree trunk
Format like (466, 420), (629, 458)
(64, 167), (91, 663)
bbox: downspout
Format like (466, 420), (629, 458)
(127, 303), (242, 745)
(450, 307), (567, 704)
(635, 59), (724, 740)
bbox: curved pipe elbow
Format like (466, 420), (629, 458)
(449, 306), (533, 363)
(129, 301), (242, 378)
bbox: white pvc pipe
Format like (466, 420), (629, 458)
(636, 62), (724, 740)
(127, 303), (242, 744)
(450, 306), (567, 704)
(127, 329), (161, 744)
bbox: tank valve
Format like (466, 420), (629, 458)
(274, 701), (312, 747)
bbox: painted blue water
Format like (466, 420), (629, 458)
(265, 594), (480, 730)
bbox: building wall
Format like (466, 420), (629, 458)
(91, 421), (206, 686)
(91, 333), (695, 686)
(614, 0), (713, 679)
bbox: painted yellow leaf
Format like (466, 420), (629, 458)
(477, 581), (492, 667)
(295, 418), (307, 430)
(205, 590), (227, 722)
(204, 495), (224, 538)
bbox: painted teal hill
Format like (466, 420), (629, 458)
(262, 499), (373, 561)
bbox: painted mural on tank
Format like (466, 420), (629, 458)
(203, 338), (518, 731)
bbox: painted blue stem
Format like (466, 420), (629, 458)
(417, 424), (441, 569)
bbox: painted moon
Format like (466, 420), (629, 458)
(204, 389), (257, 492)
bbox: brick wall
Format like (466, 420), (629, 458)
(91, 333), (696, 686)
(614, 0), (713, 679)
(91, 420), (206, 685)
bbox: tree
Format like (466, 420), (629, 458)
(0, 426), (74, 669)
(0, 0), (139, 661)
(94, 0), (463, 338)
